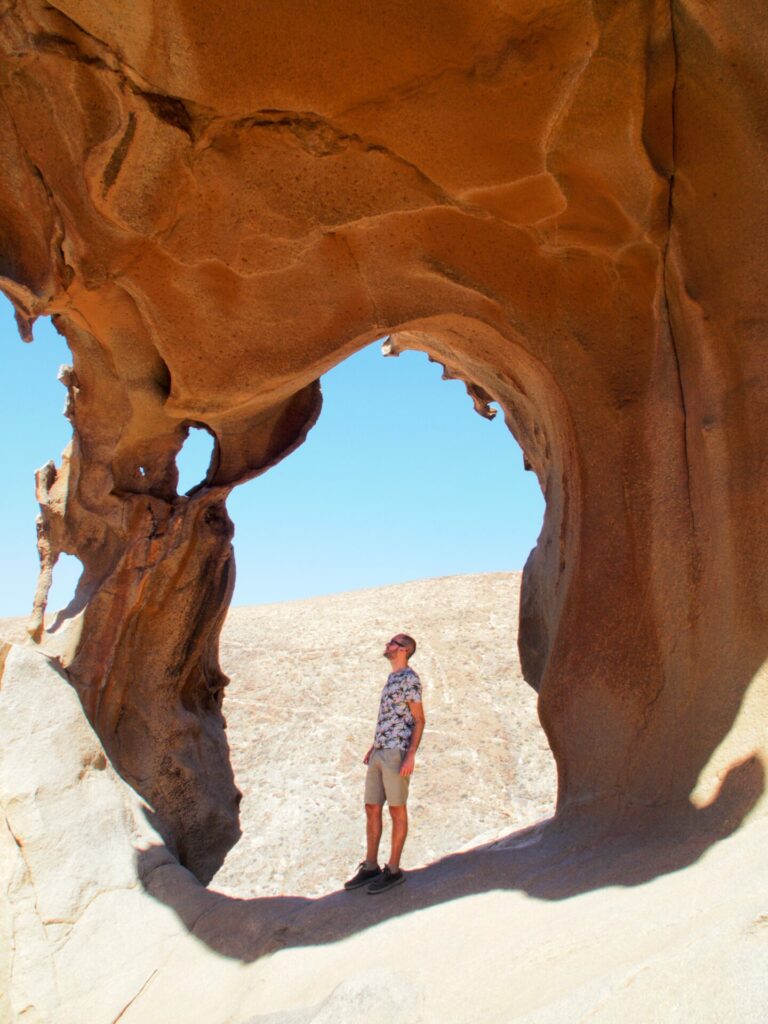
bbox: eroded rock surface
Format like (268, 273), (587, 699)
(1, 1), (767, 881)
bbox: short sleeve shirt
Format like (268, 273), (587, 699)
(373, 667), (422, 750)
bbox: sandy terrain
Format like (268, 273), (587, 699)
(214, 572), (555, 896)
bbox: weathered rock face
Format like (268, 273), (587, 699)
(1, 1), (767, 878)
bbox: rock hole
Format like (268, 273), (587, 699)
(46, 553), (84, 616)
(0, 298), (74, 618)
(213, 340), (555, 898)
(175, 424), (216, 495)
(228, 342), (544, 602)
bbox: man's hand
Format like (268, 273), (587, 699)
(400, 751), (416, 776)
(363, 745), (374, 765)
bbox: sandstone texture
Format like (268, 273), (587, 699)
(1, 0), (768, 939)
(0, 644), (181, 1023)
(1, 595), (767, 1024)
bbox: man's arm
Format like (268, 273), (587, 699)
(400, 701), (425, 776)
(363, 744), (374, 765)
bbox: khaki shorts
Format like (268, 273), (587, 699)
(364, 747), (410, 807)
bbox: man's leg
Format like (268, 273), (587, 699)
(388, 805), (408, 870)
(366, 757), (409, 892)
(365, 802), (383, 867)
(378, 749), (410, 872)
(344, 766), (385, 888)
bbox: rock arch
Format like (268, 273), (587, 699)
(1, 0), (766, 881)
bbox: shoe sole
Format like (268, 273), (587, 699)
(344, 874), (381, 891)
(366, 873), (405, 894)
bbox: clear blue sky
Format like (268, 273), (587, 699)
(0, 295), (544, 617)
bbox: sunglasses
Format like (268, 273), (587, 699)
(386, 639), (406, 648)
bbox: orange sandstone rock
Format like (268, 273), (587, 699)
(0, 0), (766, 880)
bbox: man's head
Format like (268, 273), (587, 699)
(384, 633), (417, 665)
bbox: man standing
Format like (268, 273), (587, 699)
(344, 633), (425, 894)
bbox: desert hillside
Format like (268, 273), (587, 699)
(0, 572), (556, 900)
(214, 572), (555, 896)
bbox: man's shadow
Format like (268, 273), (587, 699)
(137, 754), (764, 964)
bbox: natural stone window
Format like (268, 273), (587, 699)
(4, 0), (765, 896)
(225, 341), (546, 605)
(209, 342), (555, 897)
(45, 552), (84, 619)
(176, 425), (216, 495)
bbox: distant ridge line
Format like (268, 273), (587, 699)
(228, 570), (522, 612)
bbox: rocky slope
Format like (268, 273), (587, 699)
(213, 572), (555, 897)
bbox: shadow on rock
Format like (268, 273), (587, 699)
(137, 754), (764, 964)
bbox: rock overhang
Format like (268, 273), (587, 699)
(0, 0), (766, 880)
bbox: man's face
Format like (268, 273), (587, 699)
(383, 636), (407, 660)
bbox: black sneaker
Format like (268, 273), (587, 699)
(366, 865), (405, 894)
(344, 862), (382, 890)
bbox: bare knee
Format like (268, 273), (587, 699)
(365, 803), (383, 820)
(389, 805), (407, 823)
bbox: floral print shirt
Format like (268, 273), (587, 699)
(373, 667), (422, 750)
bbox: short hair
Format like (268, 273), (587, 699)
(398, 634), (416, 660)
